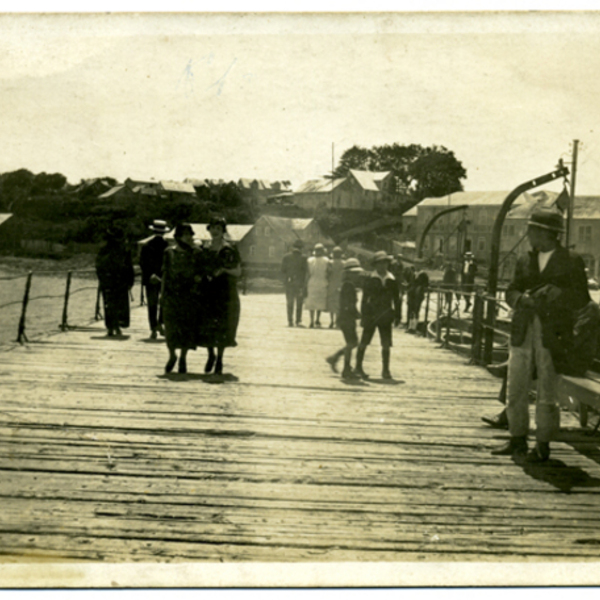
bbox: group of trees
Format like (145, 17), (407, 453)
(0, 169), (254, 253)
(332, 143), (467, 204)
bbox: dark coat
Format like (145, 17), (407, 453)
(506, 245), (590, 374)
(140, 235), (169, 286)
(281, 250), (308, 289)
(337, 279), (361, 328)
(361, 273), (401, 327)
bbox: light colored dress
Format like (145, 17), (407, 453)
(326, 258), (344, 313)
(305, 255), (330, 311)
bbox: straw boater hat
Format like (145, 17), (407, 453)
(372, 250), (392, 263)
(149, 219), (170, 234)
(528, 207), (564, 232)
(332, 246), (343, 257)
(344, 258), (364, 273)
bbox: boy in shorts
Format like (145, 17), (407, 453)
(326, 258), (365, 380)
(354, 251), (401, 379)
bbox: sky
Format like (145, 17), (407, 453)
(2, 11), (600, 195)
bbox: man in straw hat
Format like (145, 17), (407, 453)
(281, 238), (308, 327)
(354, 250), (401, 380)
(491, 207), (591, 462)
(140, 219), (170, 339)
(325, 257), (365, 380)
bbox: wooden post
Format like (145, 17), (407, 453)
(471, 292), (484, 364)
(423, 289), (431, 338)
(435, 290), (442, 343)
(60, 270), (73, 331)
(16, 272), (33, 344)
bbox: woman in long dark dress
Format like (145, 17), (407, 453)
(96, 227), (135, 337)
(160, 223), (202, 374)
(200, 217), (242, 375)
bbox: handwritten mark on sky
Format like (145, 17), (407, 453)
(177, 59), (195, 96)
(208, 58), (238, 96)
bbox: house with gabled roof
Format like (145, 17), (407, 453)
(238, 215), (333, 274)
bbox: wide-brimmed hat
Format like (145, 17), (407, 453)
(207, 216), (228, 232)
(344, 257), (364, 273)
(149, 219), (170, 234)
(292, 239), (304, 250)
(313, 243), (325, 253)
(174, 222), (195, 239)
(332, 246), (343, 257)
(372, 250), (392, 264)
(528, 207), (564, 232)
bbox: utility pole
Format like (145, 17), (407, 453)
(566, 139), (579, 249)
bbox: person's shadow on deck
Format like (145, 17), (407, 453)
(90, 334), (131, 341)
(512, 453), (600, 493)
(557, 427), (600, 469)
(158, 372), (239, 384)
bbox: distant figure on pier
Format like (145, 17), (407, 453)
(139, 219), (170, 340)
(96, 227), (135, 337)
(442, 262), (457, 311)
(161, 223), (201, 374)
(354, 251), (401, 380)
(326, 247), (345, 329)
(325, 258), (365, 380)
(491, 208), (591, 462)
(402, 265), (416, 327)
(460, 251), (477, 311)
(305, 243), (330, 328)
(200, 217), (242, 376)
(281, 239), (308, 327)
(407, 270), (429, 333)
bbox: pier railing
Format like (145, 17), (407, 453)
(0, 268), (102, 345)
(418, 283), (510, 367)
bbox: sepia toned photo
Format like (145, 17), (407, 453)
(1, 9), (600, 589)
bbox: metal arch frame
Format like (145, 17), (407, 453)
(482, 163), (570, 364)
(417, 204), (469, 259)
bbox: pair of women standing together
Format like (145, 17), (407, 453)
(160, 217), (242, 375)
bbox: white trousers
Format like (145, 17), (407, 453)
(506, 314), (560, 442)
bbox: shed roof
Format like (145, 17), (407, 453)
(0, 213), (13, 227)
(161, 223), (254, 244)
(295, 178), (346, 194)
(349, 169), (391, 192)
(98, 185), (127, 199)
(159, 181), (197, 194)
(419, 191), (531, 208)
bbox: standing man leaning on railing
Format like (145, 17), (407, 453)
(140, 220), (170, 340)
(491, 208), (591, 463)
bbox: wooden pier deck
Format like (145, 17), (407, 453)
(1, 293), (600, 582)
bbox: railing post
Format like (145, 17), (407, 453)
(470, 292), (484, 364)
(60, 270), (73, 331)
(483, 295), (497, 366)
(435, 290), (442, 343)
(16, 272), (33, 344)
(443, 286), (452, 348)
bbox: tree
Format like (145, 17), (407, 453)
(31, 172), (67, 195)
(332, 143), (467, 203)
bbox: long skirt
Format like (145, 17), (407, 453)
(102, 287), (130, 330)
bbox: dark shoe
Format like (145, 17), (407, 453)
(481, 410), (508, 429)
(107, 329), (115, 337)
(353, 367), (369, 380)
(178, 357), (187, 374)
(491, 437), (528, 456)
(315, 321), (322, 328)
(326, 355), (339, 373)
(165, 356), (177, 373)
(296, 321), (304, 327)
(382, 369), (392, 380)
(158, 325), (165, 336)
(486, 361), (508, 379)
(342, 367), (358, 380)
(329, 322), (335, 329)
(150, 330), (158, 340)
(288, 322), (294, 327)
(205, 354), (216, 373)
(526, 442), (550, 463)
(115, 327), (122, 336)
(214, 358), (223, 375)
(309, 323), (314, 328)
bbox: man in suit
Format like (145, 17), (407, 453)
(354, 251), (401, 380)
(491, 208), (591, 462)
(139, 219), (170, 339)
(281, 239), (308, 327)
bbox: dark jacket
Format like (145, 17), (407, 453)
(140, 235), (169, 286)
(338, 279), (361, 327)
(361, 272), (401, 327)
(281, 250), (308, 288)
(506, 245), (590, 373)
